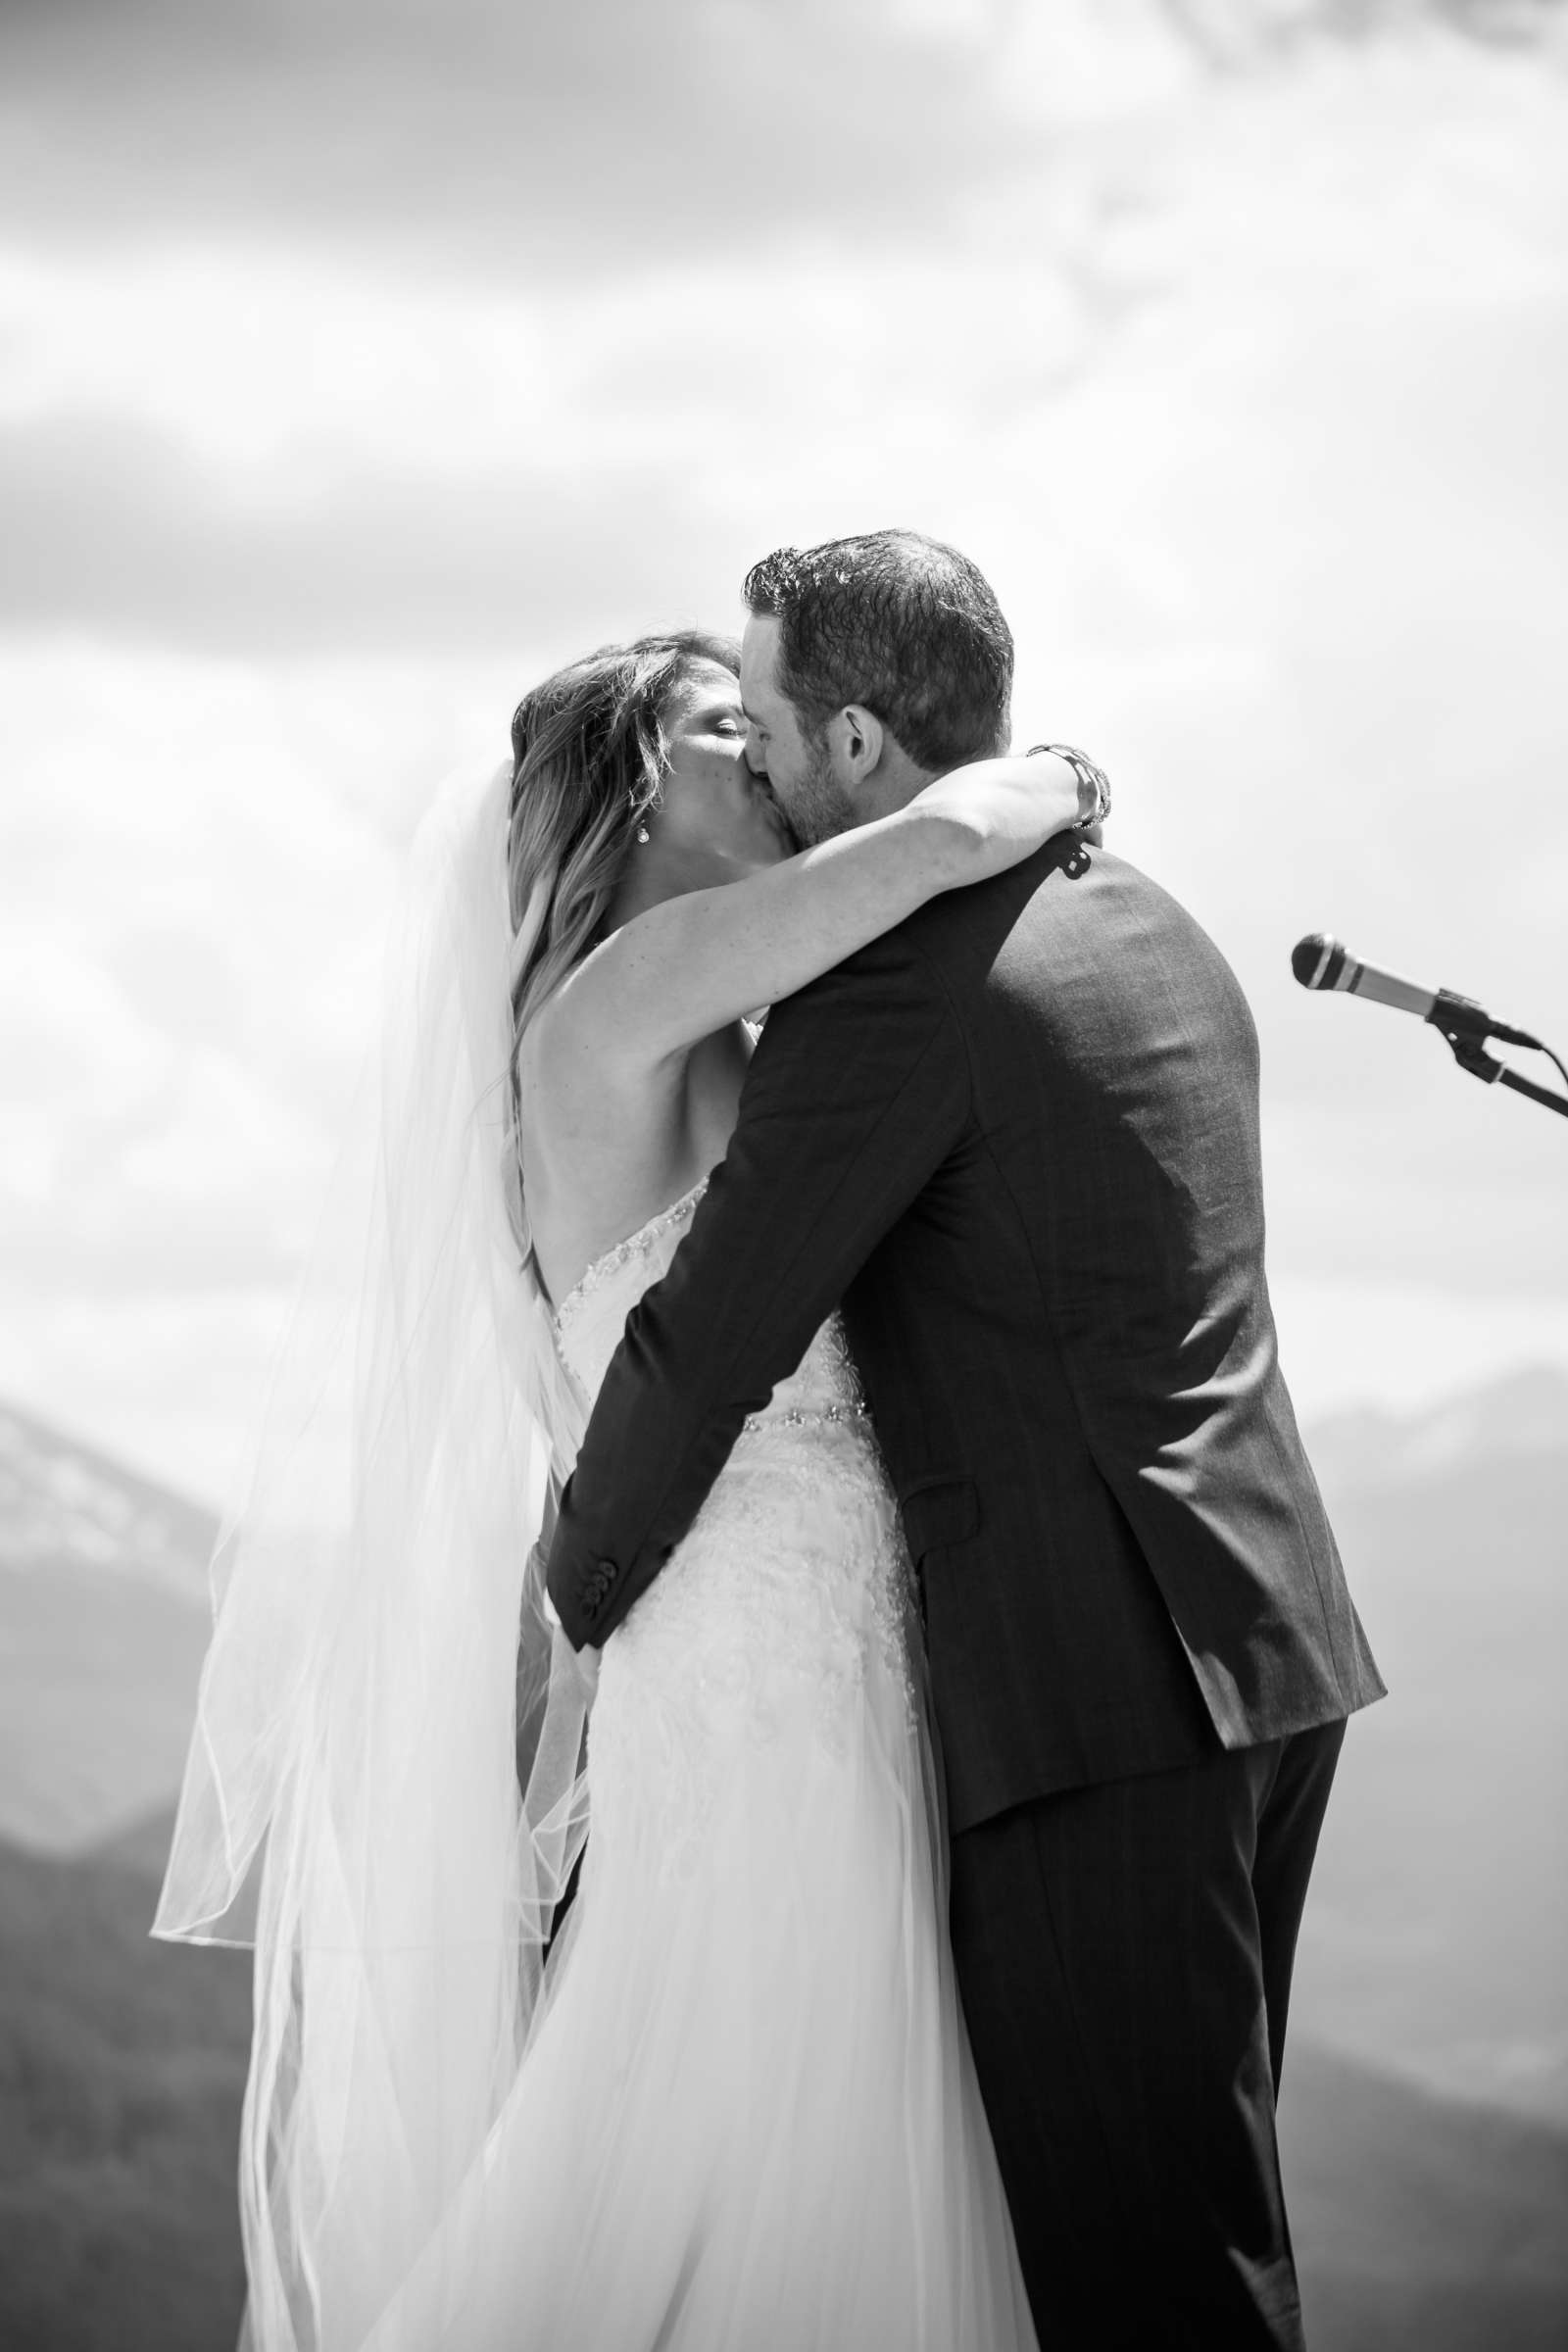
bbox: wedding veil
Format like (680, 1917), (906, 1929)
(154, 756), (596, 2351)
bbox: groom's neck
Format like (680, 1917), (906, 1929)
(848, 747), (939, 827)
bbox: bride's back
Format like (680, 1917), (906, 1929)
(503, 629), (767, 1309)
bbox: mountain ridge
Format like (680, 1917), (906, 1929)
(2, 1824), (1564, 2352)
(6, 1357), (1563, 1594)
(0, 1369), (1565, 2345)
(2, 1365), (1563, 2105)
(0, 1395), (219, 1608)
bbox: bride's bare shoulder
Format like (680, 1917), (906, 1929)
(515, 961), (685, 1191)
(519, 952), (629, 1106)
(516, 980), (708, 1301)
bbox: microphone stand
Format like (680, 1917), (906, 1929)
(1437, 1029), (1568, 1120)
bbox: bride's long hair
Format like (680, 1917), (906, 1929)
(506, 630), (739, 1051)
(151, 627), (733, 2352)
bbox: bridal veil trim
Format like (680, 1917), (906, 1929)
(154, 757), (595, 2350)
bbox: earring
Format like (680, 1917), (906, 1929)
(635, 821), (651, 845)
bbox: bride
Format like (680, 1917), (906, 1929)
(156, 626), (1100, 2350)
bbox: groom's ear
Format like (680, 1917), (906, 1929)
(831, 703), (886, 783)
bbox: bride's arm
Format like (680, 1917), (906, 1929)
(545, 750), (1098, 1072)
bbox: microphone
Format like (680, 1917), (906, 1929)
(1291, 933), (1542, 1050)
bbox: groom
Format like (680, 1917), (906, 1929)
(547, 530), (1384, 2348)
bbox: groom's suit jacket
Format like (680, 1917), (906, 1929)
(547, 838), (1385, 1832)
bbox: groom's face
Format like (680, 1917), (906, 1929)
(739, 615), (858, 848)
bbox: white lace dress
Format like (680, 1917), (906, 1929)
(368, 1182), (1038, 2352)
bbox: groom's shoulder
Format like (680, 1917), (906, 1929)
(780, 842), (1229, 1028)
(898, 837), (1213, 977)
(891, 842), (1253, 1055)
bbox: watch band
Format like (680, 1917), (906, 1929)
(1026, 743), (1110, 834)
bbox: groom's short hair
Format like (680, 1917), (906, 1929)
(743, 530), (1013, 773)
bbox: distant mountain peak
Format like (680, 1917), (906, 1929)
(0, 1398), (219, 1609)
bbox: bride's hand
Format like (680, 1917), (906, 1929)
(561, 1633), (601, 1707)
(906, 742), (1109, 873)
(540, 1582), (602, 1699)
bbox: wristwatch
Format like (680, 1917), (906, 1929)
(1026, 743), (1110, 834)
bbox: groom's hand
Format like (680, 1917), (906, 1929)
(544, 1513), (605, 1653)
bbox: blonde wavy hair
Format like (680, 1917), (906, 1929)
(505, 626), (740, 1064)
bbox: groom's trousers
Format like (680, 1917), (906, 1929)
(949, 1717), (1346, 2352)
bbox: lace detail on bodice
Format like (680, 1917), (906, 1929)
(553, 1179), (916, 1885)
(553, 1181), (873, 1442)
(554, 1179), (710, 1346)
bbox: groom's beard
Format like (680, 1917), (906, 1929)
(779, 737), (858, 848)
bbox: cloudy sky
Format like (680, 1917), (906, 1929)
(3, 0), (1567, 1502)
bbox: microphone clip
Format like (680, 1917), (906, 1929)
(1425, 990), (1540, 1052)
(1437, 1026), (1568, 1120)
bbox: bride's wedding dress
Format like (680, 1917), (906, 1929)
(368, 1178), (1037, 2351)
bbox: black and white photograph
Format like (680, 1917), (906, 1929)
(2, 3), (1565, 2348)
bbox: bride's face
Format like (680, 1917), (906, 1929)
(653, 661), (796, 875)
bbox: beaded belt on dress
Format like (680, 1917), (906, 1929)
(740, 1399), (871, 1435)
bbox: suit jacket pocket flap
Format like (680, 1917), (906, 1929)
(900, 1475), (980, 1561)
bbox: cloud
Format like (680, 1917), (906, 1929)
(4, 9), (1568, 1492)
(0, 0), (1038, 269)
(0, 410), (711, 655)
(7, 0), (1549, 272)
(0, 224), (1098, 654)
